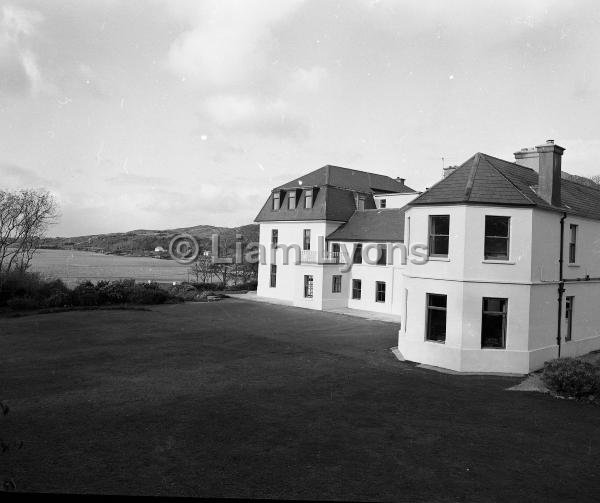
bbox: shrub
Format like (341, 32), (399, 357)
(6, 296), (41, 310)
(2, 274), (178, 311)
(71, 281), (100, 306)
(229, 280), (257, 291)
(190, 282), (225, 291)
(168, 283), (200, 301)
(542, 358), (600, 398)
(128, 283), (169, 305)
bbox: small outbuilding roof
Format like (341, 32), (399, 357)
(327, 208), (406, 242)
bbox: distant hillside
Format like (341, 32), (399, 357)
(41, 223), (259, 256)
(562, 171), (600, 189)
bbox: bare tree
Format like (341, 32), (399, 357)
(188, 255), (213, 283)
(0, 189), (58, 283)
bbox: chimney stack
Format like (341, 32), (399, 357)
(536, 139), (564, 206)
(514, 147), (539, 170)
(396, 177), (405, 185)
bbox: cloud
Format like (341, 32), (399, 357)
(0, 4), (45, 95)
(106, 173), (170, 188)
(202, 94), (308, 138)
(289, 66), (328, 93)
(167, 0), (304, 88)
(0, 162), (52, 189)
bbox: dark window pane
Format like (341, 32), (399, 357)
(353, 244), (363, 264)
(376, 282), (386, 302)
(427, 309), (446, 342)
(428, 294), (447, 308)
(482, 297), (507, 348)
(431, 235), (449, 256)
(484, 237), (508, 259)
(303, 229), (311, 251)
(485, 216), (509, 237)
(332, 275), (342, 293)
(431, 215), (450, 235)
(304, 275), (313, 298)
(352, 279), (361, 299)
(483, 297), (506, 312)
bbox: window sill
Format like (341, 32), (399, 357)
(567, 263), (580, 268)
(427, 256), (450, 262)
(425, 339), (446, 344)
(482, 259), (516, 265)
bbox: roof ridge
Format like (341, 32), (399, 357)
(482, 154), (537, 206)
(463, 153), (481, 201)
(481, 152), (538, 174)
(409, 152), (478, 205)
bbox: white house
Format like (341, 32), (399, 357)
(255, 142), (600, 374)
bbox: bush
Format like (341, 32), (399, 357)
(128, 283), (169, 305)
(168, 283), (200, 301)
(190, 282), (225, 291)
(229, 280), (257, 291)
(542, 358), (600, 398)
(6, 296), (41, 310)
(1, 273), (177, 311)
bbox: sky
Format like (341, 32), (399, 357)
(1, 0), (600, 237)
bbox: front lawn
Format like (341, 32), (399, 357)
(1, 300), (598, 501)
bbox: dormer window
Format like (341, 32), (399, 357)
(304, 189), (313, 209)
(357, 196), (365, 211)
(272, 191), (281, 210)
(288, 190), (297, 209)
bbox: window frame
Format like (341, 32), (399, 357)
(481, 297), (508, 349)
(304, 275), (314, 298)
(357, 196), (365, 211)
(303, 229), (311, 251)
(379, 198), (387, 209)
(425, 293), (447, 343)
(428, 215), (450, 258)
(272, 191), (281, 210)
(569, 224), (578, 264)
(375, 281), (386, 303)
(565, 296), (574, 342)
(332, 275), (342, 293)
(270, 264), (277, 288)
(271, 229), (278, 248)
(304, 189), (313, 209)
(484, 215), (511, 261)
(352, 279), (362, 300)
(353, 243), (363, 264)
(288, 190), (296, 210)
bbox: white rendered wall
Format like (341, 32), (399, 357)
(257, 220), (343, 303)
(374, 192), (421, 209)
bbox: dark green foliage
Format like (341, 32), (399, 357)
(1, 272), (176, 311)
(542, 357), (600, 398)
(128, 283), (169, 305)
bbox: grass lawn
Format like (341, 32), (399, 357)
(1, 299), (598, 501)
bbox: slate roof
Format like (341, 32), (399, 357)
(255, 165), (416, 222)
(327, 208), (406, 242)
(275, 165), (416, 193)
(410, 152), (600, 220)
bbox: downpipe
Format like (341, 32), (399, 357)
(556, 212), (567, 358)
